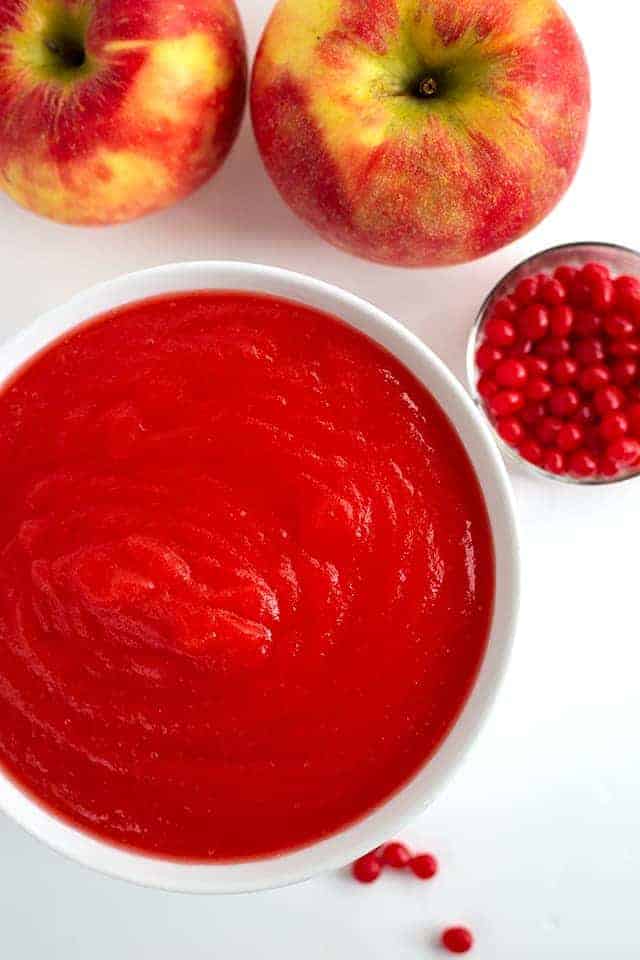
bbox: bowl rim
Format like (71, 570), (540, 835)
(466, 240), (640, 487)
(0, 260), (520, 893)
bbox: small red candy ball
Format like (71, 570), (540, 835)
(492, 297), (518, 320)
(575, 337), (606, 366)
(526, 378), (552, 401)
(572, 402), (596, 427)
(513, 337), (533, 356)
(485, 317), (516, 347)
(537, 416), (564, 446)
(441, 927), (474, 954)
(543, 449), (565, 475)
(537, 336), (570, 358)
(513, 276), (539, 306)
(573, 310), (602, 337)
(541, 278), (567, 306)
(521, 402), (546, 426)
(626, 403), (640, 437)
(551, 358), (578, 385)
(615, 275), (640, 312)
(519, 303), (549, 340)
(495, 358), (528, 388)
(600, 456), (620, 478)
(549, 304), (574, 337)
(609, 339), (640, 359)
(519, 438), (544, 465)
(581, 262), (610, 284)
(477, 376), (498, 400)
(409, 853), (438, 880)
(550, 387), (580, 419)
(380, 842), (412, 869)
(526, 356), (550, 378)
(583, 424), (604, 454)
(579, 364), (610, 393)
(569, 450), (598, 478)
(476, 344), (503, 372)
(497, 417), (525, 447)
(611, 359), (638, 387)
(594, 386), (625, 417)
(554, 264), (578, 287)
(600, 413), (629, 443)
(556, 423), (584, 453)
(588, 276), (615, 312)
(606, 438), (640, 467)
(604, 313), (635, 339)
(490, 390), (525, 417)
(352, 852), (382, 884)
(569, 278), (593, 309)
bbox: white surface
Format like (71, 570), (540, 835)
(0, 261), (519, 893)
(0, 0), (637, 954)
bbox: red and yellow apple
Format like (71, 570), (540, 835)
(0, 0), (246, 225)
(251, 0), (590, 267)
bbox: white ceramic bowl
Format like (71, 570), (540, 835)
(0, 261), (520, 894)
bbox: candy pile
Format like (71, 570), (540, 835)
(352, 842), (473, 954)
(475, 262), (640, 480)
(352, 841), (438, 883)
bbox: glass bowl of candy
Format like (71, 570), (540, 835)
(468, 242), (640, 484)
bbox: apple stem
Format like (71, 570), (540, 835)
(418, 77), (438, 98)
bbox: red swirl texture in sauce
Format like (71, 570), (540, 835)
(0, 292), (494, 860)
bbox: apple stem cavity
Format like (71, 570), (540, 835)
(407, 71), (445, 100)
(44, 35), (86, 70)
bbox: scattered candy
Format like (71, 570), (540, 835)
(352, 851), (382, 884)
(475, 259), (640, 480)
(350, 844), (474, 951)
(351, 840), (441, 886)
(380, 841), (412, 869)
(409, 853), (438, 880)
(441, 926), (474, 954)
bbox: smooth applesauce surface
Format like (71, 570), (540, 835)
(0, 292), (494, 860)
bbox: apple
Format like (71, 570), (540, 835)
(0, 0), (246, 225)
(251, 0), (590, 267)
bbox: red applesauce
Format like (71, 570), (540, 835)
(0, 292), (494, 860)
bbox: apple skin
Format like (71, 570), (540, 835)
(251, 0), (590, 267)
(0, 0), (247, 225)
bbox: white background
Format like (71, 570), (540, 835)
(1, 1), (638, 956)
